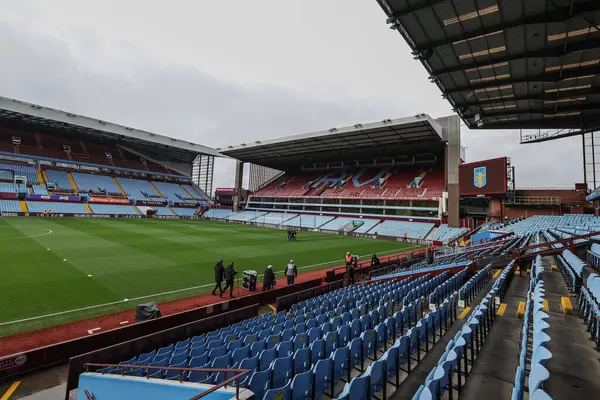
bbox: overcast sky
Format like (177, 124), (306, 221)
(0, 0), (583, 189)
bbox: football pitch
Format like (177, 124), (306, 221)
(0, 217), (421, 336)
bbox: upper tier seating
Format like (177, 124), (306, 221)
(367, 220), (434, 239)
(352, 218), (381, 234)
(152, 181), (187, 201)
(0, 182), (16, 193)
(427, 224), (469, 244)
(72, 173), (121, 194)
(181, 184), (204, 200)
(497, 214), (600, 237)
(0, 169), (13, 181)
(0, 200), (20, 212)
(0, 163), (38, 184)
(26, 201), (88, 213)
(284, 215), (334, 229)
(253, 212), (298, 225)
(89, 204), (139, 215)
(204, 209), (233, 219)
(45, 170), (74, 191)
(117, 178), (159, 198)
(252, 165), (445, 200)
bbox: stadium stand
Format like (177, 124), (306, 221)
(171, 207), (199, 216)
(252, 165), (445, 201)
(89, 265), (482, 400)
(228, 210), (267, 222)
(182, 184), (204, 200)
(152, 181), (188, 201)
(367, 220), (434, 239)
(0, 182), (15, 193)
(318, 217), (356, 231)
(284, 214), (334, 229)
(0, 163), (38, 184)
(116, 177), (160, 198)
(427, 224), (468, 244)
(203, 209), (233, 219)
(26, 201), (88, 214)
(352, 219), (381, 234)
(253, 212), (298, 225)
(0, 199), (20, 212)
(0, 169), (13, 181)
(31, 184), (48, 195)
(88, 204), (140, 215)
(45, 170), (75, 192)
(71, 172), (121, 195)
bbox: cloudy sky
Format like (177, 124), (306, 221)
(0, 0), (583, 189)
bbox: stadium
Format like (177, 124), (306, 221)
(1, 0), (600, 400)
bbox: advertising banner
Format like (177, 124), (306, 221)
(136, 200), (168, 206)
(88, 197), (130, 204)
(28, 194), (82, 202)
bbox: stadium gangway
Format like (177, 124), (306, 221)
(83, 363), (251, 399)
(511, 230), (600, 268)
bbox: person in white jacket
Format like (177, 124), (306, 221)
(285, 260), (298, 285)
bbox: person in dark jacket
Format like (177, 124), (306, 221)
(348, 262), (355, 285)
(263, 265), (276, 291)
(221, 262), (238, 297)
(371, 254), (380, 269)
(212, 259), (224, 296)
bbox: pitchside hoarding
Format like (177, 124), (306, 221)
(459, 157), (508, 196)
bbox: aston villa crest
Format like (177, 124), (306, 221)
(474, 166), (487, 188)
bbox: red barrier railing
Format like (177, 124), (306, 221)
(84, 363), (251, 399)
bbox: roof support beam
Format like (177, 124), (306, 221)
(478, 102), (600, 118)
(455, 86), (600, 108)
(432, 38), (600, 75)
(414, 1), (600, 52)
(446, 64), (600, 94)
(472, 117), (599, 130)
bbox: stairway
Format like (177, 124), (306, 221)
(132, 206), (142, 215)
(150, 181), (163, 197)
(84, 204), (93, 214)
(37, 170), (45, 184)
(180, 184), (195, 199)
(113, 177), (126, 196)
(67, 173), (78, 192)
(19, 201), (28, 212)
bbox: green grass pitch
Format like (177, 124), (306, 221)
(0, 217), (421, 336)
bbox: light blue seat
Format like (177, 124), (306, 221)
(529, 363), (550, 393)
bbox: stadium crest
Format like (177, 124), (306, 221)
(474, 166), (487, 188)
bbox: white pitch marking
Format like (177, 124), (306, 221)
(0, 245), (421, 327)
(87, 327), (101, 334)
(0, 227), (53, 241)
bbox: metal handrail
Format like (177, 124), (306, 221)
(84, 363), (251, 400)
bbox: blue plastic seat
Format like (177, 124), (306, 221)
(208, 344), (227, 360)
(314, 358), (333, 399)
(311, 339), (325, 364)
(231, 345), (250, 366)
(293, 348), (311, 374)
(259, 348), (277, 372)
(338, 325), (351, 347)
(324, 331), (338, 357)
(266, 334), (281, 350)
(282, 328), (294, 342)
(239, 355), (259, 372)
(308, 327), (322, 343)
(368, 358), (386, 395)
(264, 381), (291, 400)
(251, 340), (267, 358)
(295, 323), (307, 335)
(293, 333), (308, 350)
(278, 340), (294, 358)
(249, 369), (272, 400)
(291, 370), (313, 400)
(169, 351), (187, 366)
(361, 330), (377, 360)
(271, 355), (293, 389)
(332, 346), (350, 384)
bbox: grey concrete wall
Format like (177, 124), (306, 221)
(436, 115), (461, 228)
(234, 160), (244, 211)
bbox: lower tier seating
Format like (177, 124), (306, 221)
(26, 201), (88, 213)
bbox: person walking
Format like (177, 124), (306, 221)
(286, 259), (298, 285)
(371, 254), (380, 269)
(345, 251), (352, 266)
(263, 265), (276, 291)
(221, 262), (238, 298)
(212, 259), (224, 296)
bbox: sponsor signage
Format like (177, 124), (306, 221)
(136, 200), (168, 206)
(215, 188), (236, 193)
(459, 157), (508, 196)
(0, 354), (27, 371)
(89, 197), (131, 204)
(28, 194), (82, 202)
